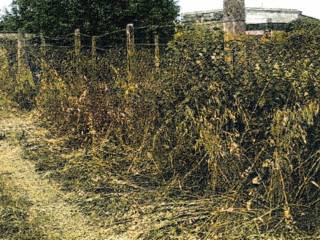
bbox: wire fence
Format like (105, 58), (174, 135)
(0, 24), (295, 109)
(1, 22), (319, 233)
(0, 19), (271, 50)
(1, 21), (318, 83)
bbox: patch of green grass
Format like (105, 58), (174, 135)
(0, 178), (47, 240)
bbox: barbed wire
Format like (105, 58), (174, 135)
(0, 41), (285, 56)
(79, 33), (92, 38)
(135, 43), (168, 47)
(95, 28), (127, 39)
(0, 20), (241, 42)
(43, 35), (74, 41)
(25, 44), (74, 49)
(2, 22), (316, 62)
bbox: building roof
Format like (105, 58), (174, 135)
(182, 7), (303, 24)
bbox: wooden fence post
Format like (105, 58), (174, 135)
(126, 23), (135, 81)
(154, 33), (160, 71)
(39, 32), (47, 72)
(91, 36), (97, 59)
(17, 29), (25, 71)
(74, 28), (81, 56)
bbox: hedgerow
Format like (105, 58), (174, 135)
(1, 20), (319, 237)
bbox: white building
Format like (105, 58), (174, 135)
(182, 7), (305, 34)
(246, 8), (302, 24)
(182, 8), (302, 24)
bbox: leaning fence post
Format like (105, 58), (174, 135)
(74, 28), (81, 56)
(17, 29), (25, 71)
(126, 23), (135, 81)
(91, 36), (97, 59)
(154, 33), (160, 71)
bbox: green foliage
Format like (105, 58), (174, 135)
(0, 0), (179, 39)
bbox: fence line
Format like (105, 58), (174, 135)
(0, 22), (271, 84)
(0, 20), (231, 43)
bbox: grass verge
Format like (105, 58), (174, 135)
(0, 177), (47, 240)
(20, 124), (319, 239)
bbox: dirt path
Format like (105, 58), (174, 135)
(0, 108), (224, 240)
(0, 110), (201, 240)
(0, 111), (124, 240)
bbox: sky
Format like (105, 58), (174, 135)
(0, 0), (11, 15)
(0, 0), (319, 19)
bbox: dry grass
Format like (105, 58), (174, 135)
(0, 84), (319, 239)
(0, 20), (319, 239)
(19, 110), (319, 239)
(0, 109), (126, 240)
(0, 177), (47, 240)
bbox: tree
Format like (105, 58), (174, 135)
(0, 0), (179, 40)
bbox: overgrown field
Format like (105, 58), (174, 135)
(0, 19), (319, 239)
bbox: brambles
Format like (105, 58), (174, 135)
(1, 21), (319, 238)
